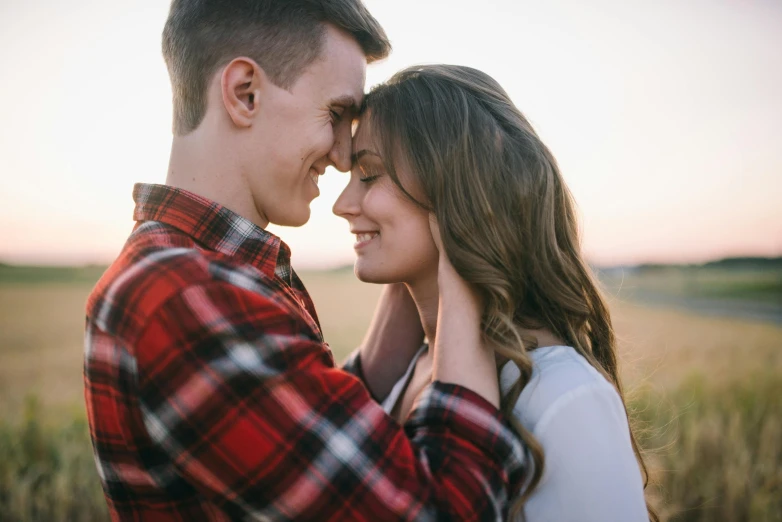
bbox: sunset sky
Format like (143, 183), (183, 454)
(1, 0), (780, 269)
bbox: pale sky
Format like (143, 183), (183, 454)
(1, 0), (780, 268)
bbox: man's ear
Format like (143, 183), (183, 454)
(221, 57), (264, 128)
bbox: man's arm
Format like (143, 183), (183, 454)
(134, 280), (524, 521)
(342, 283), (424, 401)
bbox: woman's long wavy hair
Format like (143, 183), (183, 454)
(363, 64), (656, 521)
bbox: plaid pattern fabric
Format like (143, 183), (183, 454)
(84, 183), (526, 521)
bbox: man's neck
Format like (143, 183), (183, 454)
(166, 131), (269, 229)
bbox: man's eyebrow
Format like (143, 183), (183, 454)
(351, 149), (381, 164)
(329, 95), (360, 113)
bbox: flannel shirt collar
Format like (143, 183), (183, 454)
(132, 183), (292, 282)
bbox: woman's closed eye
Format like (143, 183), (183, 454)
(357, 163), (382, 183)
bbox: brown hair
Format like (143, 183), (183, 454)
(363, 64), (657, 521)
(162, 0), (391, 135)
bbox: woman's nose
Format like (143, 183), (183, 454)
(333, 178), (360, 219)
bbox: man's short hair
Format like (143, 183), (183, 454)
(162, 0), (391, 135)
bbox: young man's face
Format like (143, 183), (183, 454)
(251, 24), (367, 227)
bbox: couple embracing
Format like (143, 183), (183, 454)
(84, 1), (652, 520)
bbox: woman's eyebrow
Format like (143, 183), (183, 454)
(350, 149), (381, 164)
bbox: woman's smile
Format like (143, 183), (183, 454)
(354, 231), (379, 249)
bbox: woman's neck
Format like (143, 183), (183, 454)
(519, 326), (566, 350)
(405, 275), (439, 348)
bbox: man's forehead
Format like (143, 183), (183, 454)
(316, 25), (367, 110)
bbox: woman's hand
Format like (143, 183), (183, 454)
(428, 213), (445, 253)
(429, 214), (483, 314)
(429, 214), (499, 408)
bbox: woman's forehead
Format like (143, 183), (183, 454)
(352, 117), (383, 160)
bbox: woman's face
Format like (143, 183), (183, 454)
(333, 117), (439, 285)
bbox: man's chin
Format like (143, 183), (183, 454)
(269, 207), (311, 228)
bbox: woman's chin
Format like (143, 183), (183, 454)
(354, 262), (389, 284)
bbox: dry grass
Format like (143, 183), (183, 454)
(298, 269), (384, 360)
(611, 301), (782, 390)
(0, 283), (93, 421)
(1, 271), (781, 521)
(635, 374), (782, 521)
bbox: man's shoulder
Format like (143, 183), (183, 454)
(85, 221), (274, 342)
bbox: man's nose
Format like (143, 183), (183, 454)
(328, 122), (352, 173)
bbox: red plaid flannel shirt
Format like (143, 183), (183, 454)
(84, 183), (526, 521)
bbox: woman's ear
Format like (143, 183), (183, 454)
(220, 57), (264, 128)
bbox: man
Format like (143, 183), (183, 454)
(84, 1), (525, 520)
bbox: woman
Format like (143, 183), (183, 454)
(334, 65), (655, 521)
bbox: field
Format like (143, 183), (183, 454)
(0, 265), (781, 520)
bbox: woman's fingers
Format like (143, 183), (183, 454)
(428, 213), (444, 253)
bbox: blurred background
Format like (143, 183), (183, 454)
(1, 0), (780, 520)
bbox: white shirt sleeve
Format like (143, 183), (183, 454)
(521, 383), (648, 522)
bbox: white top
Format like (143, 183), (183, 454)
(380, 344), (428, 413)
(382, 345), (648, 522)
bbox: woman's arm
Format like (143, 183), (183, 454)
(342, 283), (425, 401)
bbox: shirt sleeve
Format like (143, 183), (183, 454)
(135, 280), (526, 521)
(341, 348), (386, 403)
(521, 384), (648, 522)
(340, 347), (365, 380)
